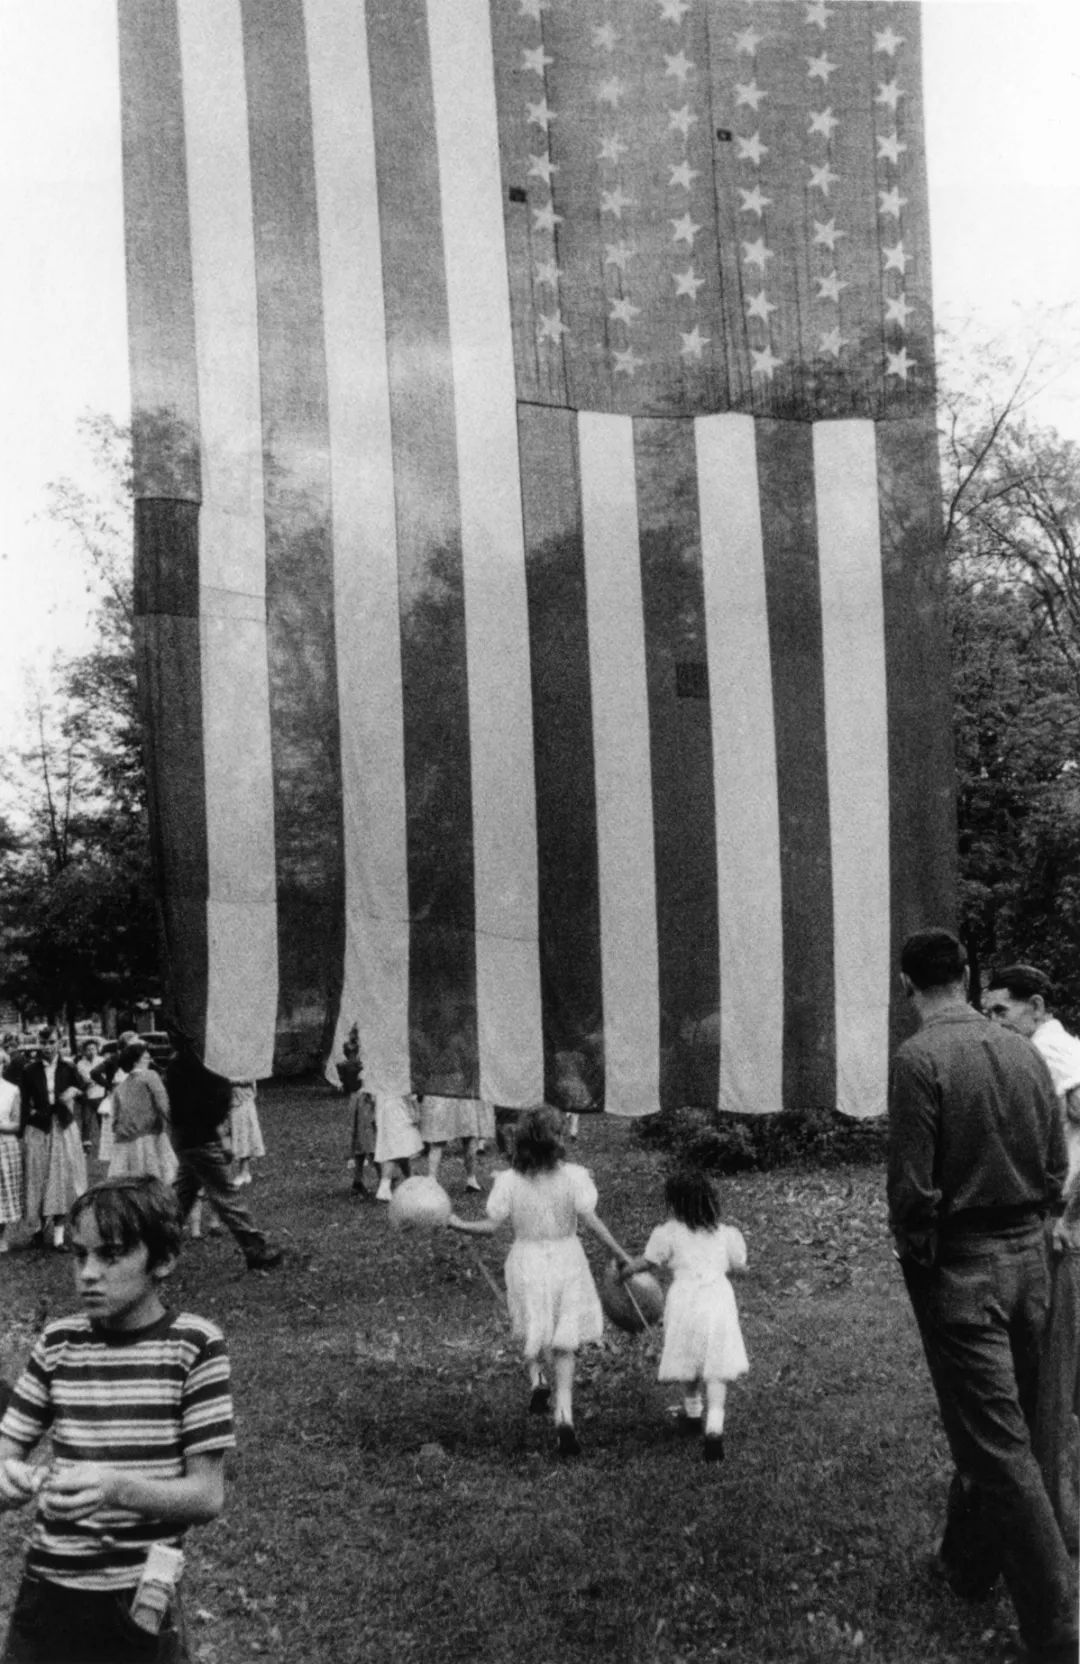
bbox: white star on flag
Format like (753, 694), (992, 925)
(875, 80), (904, 111)
(527, 99), (555, 131)
(599, 135), (629, 165)
(751, 344), (783, 378)
(601, 187), (634, 218)
(885, 294), (914, 327)
(818, 327), (848, 358)
(598, 78), (625, 107)
(665, 51), (695, 84)
(522, 45), (553, 76)
(742, 237), (773, 271)
(736, 132), (768, 165)
(604, 241), (636, 271)
(805, 1), (833, 29)
(680, 325), (710, 360)
(593, 23), (618, 52)
(738, 185), (772, 216)
(877, 133), (907, 165)
(885, 347), (916, 381)
(537, 311), (569, 343)
(609, 296), (641, 326)
(808, 164), (839, 196)
(745, 291), (777, 322)
(874, 27), (905, 55)
(658, 0), (691, 20)
(735, 81), (767, 111)
(735, 29), (763, 55)
(882, 240), (910, 273)
(878, 187), (906, 218)
(534, 260), (561, 288)
(807, 54), (838, 82)
(674, 266), (706, 298)
(816, 271), (847, 303)
(533, 203), (562, 233)
(670, 160), (700, 192)
(613, 346), (644, 376)
(812, 219), (845, 251)
(808, 108), (840, 140)
(669, 105), (699, 138)
(672, 212), (702, 247)
(528, 154), (558, 185)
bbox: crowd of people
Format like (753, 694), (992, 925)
(0, 929), (1078, 1663)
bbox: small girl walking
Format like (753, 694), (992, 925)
(449, 1105), (630, 1456)
(622, 1168), (748, 1463)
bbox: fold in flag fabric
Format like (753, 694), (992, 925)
(119, 0), (955, 1117)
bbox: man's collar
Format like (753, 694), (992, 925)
(919, 1001), (982, 1029)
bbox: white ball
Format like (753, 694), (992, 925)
(387, 1175), (453, 1231)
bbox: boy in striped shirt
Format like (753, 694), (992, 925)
(0, 1177), (234, 1663)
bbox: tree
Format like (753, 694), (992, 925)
(0, 416), (157, 1033)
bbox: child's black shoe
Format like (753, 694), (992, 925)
(556, 1423), (581, 1458)
(529, 1385), (551, 1415)
(703, 1434), (725, 1464)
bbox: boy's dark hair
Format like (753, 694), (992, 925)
(69, 1177), (183, 1271)
(900, 928), (967, 991)
(513, 1106), (565, 1174)
(986, 963), (1054, 1005)
(665, 1167), (721, 1232)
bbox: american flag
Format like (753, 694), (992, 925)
(119, 0), (955, 1117)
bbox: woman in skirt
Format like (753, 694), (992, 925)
(0, 1066), (23, 1251)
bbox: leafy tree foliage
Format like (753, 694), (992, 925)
(0, 416), (158, 1031)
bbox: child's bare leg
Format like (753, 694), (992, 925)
(462, 1136), (480, 1190)
(552, 1349), (580, 1455)
(427, 1142), (444, 1182)
(703, 1379), (727, 1462)
(527, 1351), (551, 1413)
(683, 1378), (704, 1421)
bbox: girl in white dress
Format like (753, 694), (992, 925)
(622, 1168), (748, 1463)
(449, 1105), (630, 1456)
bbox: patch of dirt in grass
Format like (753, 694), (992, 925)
(0, 1085), (1029, 1662)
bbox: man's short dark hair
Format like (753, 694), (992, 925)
(987, 963), (1054, 1004)
(900, 929), (968, 990)
(69, 1177), (183, 1271)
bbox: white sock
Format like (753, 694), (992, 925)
(683, 1393), (704, 1420)
(704, 1381), (727, 1436)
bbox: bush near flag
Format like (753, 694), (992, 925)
(119, 0), (955, 1116)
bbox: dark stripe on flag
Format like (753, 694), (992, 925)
(240, 0), (346, 1071)
(117, 0), (201, 502)
(756, 419), (836, 1110)
(134, 505), (209, 1055)
(120, 0), (207, 1049)
(634, 418), (721, 1110)
(365, 0), (479, 1096)
(518, 404), (604, 1111)
(878, 412), (957, 1053)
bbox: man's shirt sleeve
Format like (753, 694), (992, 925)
(887, 1047), (941, 1266)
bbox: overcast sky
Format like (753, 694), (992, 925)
(0, 0), (1078, 758)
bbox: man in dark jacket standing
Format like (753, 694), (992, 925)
(888, 929), (1077, 1664)
(165, 1031), (282, 1271)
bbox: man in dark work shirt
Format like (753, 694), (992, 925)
(888, 928), (1076, 1664)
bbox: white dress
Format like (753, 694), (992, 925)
(644, 1219), (749, 1383)
(229, 1082), (266, 1160)
(373, 1093), (423, 1165)
(487, 1163), (604, 1357)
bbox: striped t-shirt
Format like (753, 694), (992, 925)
(0, 1309), (235, 1590)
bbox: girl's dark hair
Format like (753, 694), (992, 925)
(119, 1040), (149, 1073)
(513, 1106), (565, 1174)
(665, 1168), (721, 1232)
(69, 1177), (183, 1271)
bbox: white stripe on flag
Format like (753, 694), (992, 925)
(696, 414), (785, 1117)
(579, 412), (660, 1117)
(305, 0), (412, 1092)
(177, 0), (278, 1079)
(427, 0), (543, 1105)
(814, 420), (891, 1119)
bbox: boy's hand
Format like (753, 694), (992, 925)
(0, 1458), (46, 1510)
(39, 1462), (114, 1520)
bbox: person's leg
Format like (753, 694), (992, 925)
(527, 1353), (550, 1413)
(176, 1140), (279, 1267)
(1034, 1247), (1080, 1551)
(703, 1379), (727, 1463)
(552, 1349), (580, 1454)
(912, 1238), (1077, 1658)
(462, 1137), (480, 1191)
(426, 1142), (444, 1183)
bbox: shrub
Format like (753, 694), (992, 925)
(634, 1102), (886, 1175)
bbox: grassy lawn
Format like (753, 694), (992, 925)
(0, 1082), (1030, 1664)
